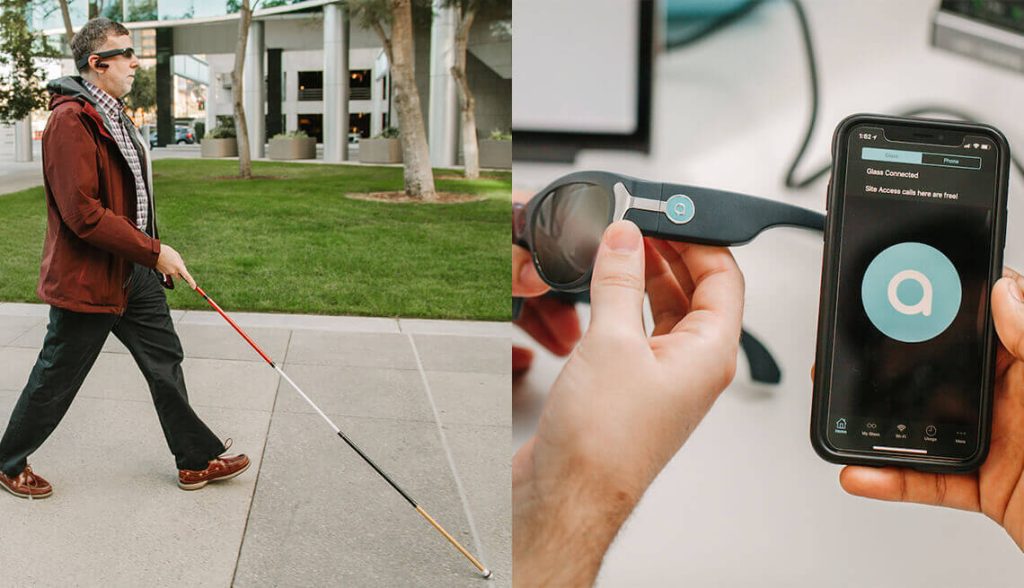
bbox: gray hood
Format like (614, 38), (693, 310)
(46, 75), (99, 110)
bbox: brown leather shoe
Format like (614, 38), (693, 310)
(178, 440), (250, 491)
(0, 465), (53, 499)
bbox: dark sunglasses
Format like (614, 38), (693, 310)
(514, 170), (825, 292)
(76, 47), (136, 71)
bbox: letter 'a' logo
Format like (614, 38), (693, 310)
(861, 243), (961, 343)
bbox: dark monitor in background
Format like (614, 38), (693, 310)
(512, 0), (654, 163)
(933, 1), (1024, 74)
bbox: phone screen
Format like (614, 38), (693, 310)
(825, 123), (1000, 460)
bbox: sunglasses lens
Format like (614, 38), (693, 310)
(124, 48), (135, 58)
(531, 182), (612, 286)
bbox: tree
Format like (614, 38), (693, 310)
(350, 0), (437, 201)
(57, 0), (74, 42)
(231, 0), (259, 179)
(446, 0), (476, 179)
(445, 0), (508, 180)
(0, 0), (51, 124)
(125, 65), (155, 110)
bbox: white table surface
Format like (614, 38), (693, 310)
(512, 1), (1024, 585)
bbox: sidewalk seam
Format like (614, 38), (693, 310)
(406, 333), (486, 563)
(229, 328), (292, 587)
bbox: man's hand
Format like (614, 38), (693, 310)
(837, 268), (1024, 551)
(155, 244), (196, 290)
(513, 243), (581, 376)
(513, 221), (745, 585)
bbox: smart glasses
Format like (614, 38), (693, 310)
(76, 47), (136, 71)
(514, 170), (825, 292)
(512, 171), (827, 385)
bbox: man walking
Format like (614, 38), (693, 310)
(0, 18), (249, 499)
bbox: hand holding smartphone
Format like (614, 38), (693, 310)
(812, 114), (1010, 472)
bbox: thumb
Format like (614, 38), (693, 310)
(588, 220), (645, 336)
(992, 275), (1024, 361)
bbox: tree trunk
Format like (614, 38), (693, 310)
(233, 0), (253, 179)
(378, 0), (436, 200)
(451, 4), (478, 179)
(58, 0), (74, 48)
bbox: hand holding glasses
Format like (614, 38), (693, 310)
(513, 170), (826, 384)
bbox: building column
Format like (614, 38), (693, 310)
(155, 27), (174, 147)
(244, 19), (266, 158)
(14, 115), (32, 162)
(428, 0), (458, 167)
(205, 72), (218, 136)
(323, 3), (350, 162)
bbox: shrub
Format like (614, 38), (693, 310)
(206, 124), (236, 139)
(272, 130), (310, 140)
(489, 128), (511, 141)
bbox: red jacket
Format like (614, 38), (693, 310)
(38, 76), (161, 314)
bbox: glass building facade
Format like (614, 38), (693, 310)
(31, 0), (314, 31)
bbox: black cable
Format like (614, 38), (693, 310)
(782, 0), (1024, 188)
(666, 0), (1024, 188)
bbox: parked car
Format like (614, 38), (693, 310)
(149, 126), (196, 147)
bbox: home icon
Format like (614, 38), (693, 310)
(836, 418), (847, 430)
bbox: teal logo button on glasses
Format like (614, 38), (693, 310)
(665, 194), (695, 224)
(861, 242), (962, 343)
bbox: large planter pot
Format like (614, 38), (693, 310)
(201, 137), (238, 158)
(268, 136), (316, 160)
(479, 139), (511, 169)
(359, 138), (403, 164)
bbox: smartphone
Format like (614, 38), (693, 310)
(811, 114), (1010, 472)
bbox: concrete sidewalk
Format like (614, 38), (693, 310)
(0, 303), (510, 587)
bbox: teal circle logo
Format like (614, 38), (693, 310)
(861, 242), (961, 343)
(665, 194), (695, 224)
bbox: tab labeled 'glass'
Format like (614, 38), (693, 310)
(862, 147), (981, 170)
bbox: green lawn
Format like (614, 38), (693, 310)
(0, 160), (511, 321)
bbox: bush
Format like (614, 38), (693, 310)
(374, 126), (400, 139)
(272, 130), (310, 140)
(194, 121), (205, 143)
(206, 124), (236, 139)
(488, 128), (511, 141)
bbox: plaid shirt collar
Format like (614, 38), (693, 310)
(82, 79), (125, 123)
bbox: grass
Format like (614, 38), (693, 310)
(0, 160), (511, 321)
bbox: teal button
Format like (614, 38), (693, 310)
(665, 194), (695, 224)
(861, 242), (961, 343)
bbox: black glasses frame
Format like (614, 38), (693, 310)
(76, 47), (136, 71)
(514, 170), (825, 292)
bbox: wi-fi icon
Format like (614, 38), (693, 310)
(897, 424), (907, 433)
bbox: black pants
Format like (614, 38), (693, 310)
(0, 264), (225, 477)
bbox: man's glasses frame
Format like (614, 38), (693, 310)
(76, 47), (136, 71)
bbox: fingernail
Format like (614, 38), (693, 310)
(605, 221), (641, 252)
(1011, 278), (1024, 304)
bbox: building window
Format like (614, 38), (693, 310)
(297, 114), (323, 143)
(350, 113), (369, 139)
(350, 70), (371, 100)
(298, 71), (323, 101)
